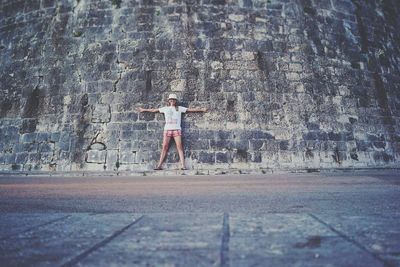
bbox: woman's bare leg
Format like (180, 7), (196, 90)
(157, 135), (171, 169)
(174, 135), (185, 169)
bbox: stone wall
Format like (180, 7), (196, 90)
(1, 0), (400, 173)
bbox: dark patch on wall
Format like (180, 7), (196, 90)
(144, 70), (152, 99)
(0, 101), (12, 118)
(351, 62), (360, 69)
(301, 0), (324, 56)
(198, 151), (215, 163)
(80, 94), (88, 107)
(373, 151), (393, 162)
(136, 6), (156, 33)
(20, 88), (41, 133)
(216, 152), (230, 163)
(235, 148), (248, 162)
(382, 0), (399, 27)
(111, 0), (122, 9)
(348, 117), (357, 124)
(306, 123), (319, 130)
(22, 88), (40, 119)
(20, 119), (38, 134)
(251, 152), (262, 163)
(367, 134), (384, 142)
(356, 140), (372, 151)
(11, 164), (21, 171)
(373, 72), (396, 140)
(210, 0), (226, 5)
(373, 73), (390, 115)
(301, 0), (317, 17)
(305, 148), (314, 159)
(227, 100), (235, 112)
(225, 99), (238, 122)
(280, 141), (289, 150)
(243, 0), (253, 8)
(256, 51), (270, 78)
(350, 152), (359, 160)
(328, 132), (354, 142)
(352, 0), (369, 53)
(303, 132), (328, 141)
(72, 94), (90, 164)
(332, 147), (344, 164)
(373, 141), (386, 149)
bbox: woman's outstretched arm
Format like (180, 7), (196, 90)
(136, 107), (160, 113)
(186, 107), (208, 112)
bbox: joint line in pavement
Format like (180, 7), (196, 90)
(0, 215), (71, 240)
(220, 212), (230, 267)
(61, 215), (145, 267)
(308, 213), (393, 267)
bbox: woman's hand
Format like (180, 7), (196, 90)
(201, 107), (208, 112)
(136, 107), (145, 113)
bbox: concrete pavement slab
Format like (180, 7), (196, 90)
(0, 213), (141, 267)
(1, 212), (395, 266)
(0, 172), (399, 266)
(76, 213), (223, 267)
(0, 213), (69, 239)
(229, 213), (384, 267)
(313, 214), (400, 266)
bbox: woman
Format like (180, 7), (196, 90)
(137, 93), (207, 170)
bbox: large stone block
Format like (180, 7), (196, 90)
(198, 152), (215, 163)
(119, 151), (138, 164)
(216, 152), (230, 163)
(38, 142), (54, 153)
(15, 153), (28, 164)
(92, 104), (111, 123)
(86, 150), (107, 164)
(21, 133), (36, 143)
(4, 154), (16, 164)
(120, 131), (137, 140)
(14, 143), (37, 153)
(105, 149), (118, 169)
(185, 139), (210, 150)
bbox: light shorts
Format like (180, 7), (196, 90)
(164, 129), (182, 138)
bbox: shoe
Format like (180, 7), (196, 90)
(154, 166), (162, 170)
(179, 167), (186, 170)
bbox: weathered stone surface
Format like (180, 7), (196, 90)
(91, 104), (111, 123)
(0, 0), (400, 172)
(89, 142), (106, 151)
(86, 150), (106, 164)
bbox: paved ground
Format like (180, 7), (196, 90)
(0, 170), (399, 266)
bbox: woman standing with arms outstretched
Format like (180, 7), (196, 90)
(137, 94), (207, 170)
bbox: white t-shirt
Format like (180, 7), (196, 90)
(159, 106), (187, 130)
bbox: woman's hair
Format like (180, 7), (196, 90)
(168, 99), (179, 111)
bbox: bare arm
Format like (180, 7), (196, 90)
(136, 107), (159, 113)
(186, 107), (208, 112)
